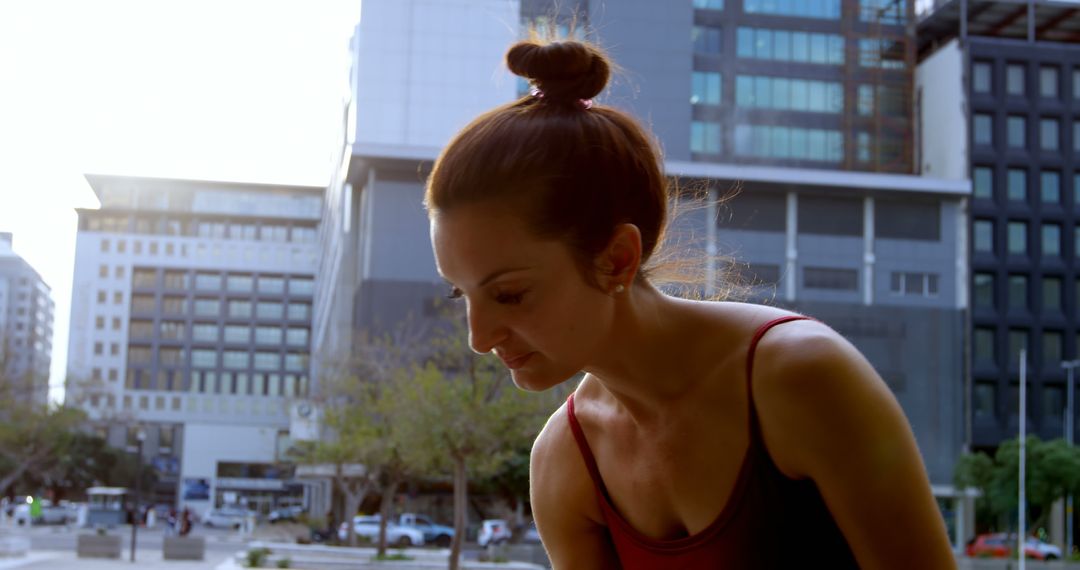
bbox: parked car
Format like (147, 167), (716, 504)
(13, 499), (71, 526)
(337, 515), (425, 546)
(201, 507), (253, 529)
(965, 533), (1062, 560)
(268, 505), (305, 524)
(522, 521), (541, 544)
(398, 513), (454, 547)
(478, 519), (512, 547)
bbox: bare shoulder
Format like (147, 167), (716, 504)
(747, 319), (956, 568)
(530, 393), (620, 568)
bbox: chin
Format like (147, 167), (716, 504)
(509, 368), (576, 393)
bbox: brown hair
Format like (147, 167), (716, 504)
(424, 39), (669, 287)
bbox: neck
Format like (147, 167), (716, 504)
(582, 283), (710, 422)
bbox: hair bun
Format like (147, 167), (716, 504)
(506, 40), (610, 102)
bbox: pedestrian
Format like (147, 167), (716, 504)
(179, 507), (192, 537)
(424, 37), (956, 568)
(166, 507), (177, 536)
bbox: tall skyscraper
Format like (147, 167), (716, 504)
(0, 232), (55, 408)
(66, 174), (321, 513)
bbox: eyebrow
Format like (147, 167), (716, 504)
(479, 266), (532, 287)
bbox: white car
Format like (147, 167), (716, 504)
(201, 507), (253, 529)
(477, 519), (512, 547)
(338, 515), (425, 546)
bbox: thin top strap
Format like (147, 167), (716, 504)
(745, 316), (813, 440)
(566, 392), (607, 498)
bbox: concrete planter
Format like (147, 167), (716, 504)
(76, 533), (122, 559)
(232, 542), (547, 570)
(164, 536), (205, 560)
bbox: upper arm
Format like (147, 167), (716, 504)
(530, 404), (621, 570)
(754, 324), (956, 570)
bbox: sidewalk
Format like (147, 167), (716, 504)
(0, 549), (235, 570)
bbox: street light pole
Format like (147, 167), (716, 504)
(130, 428), (146, 563)
(1061, 360), (1078, 559)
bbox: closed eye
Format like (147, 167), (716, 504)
(495, 291), (526, 305)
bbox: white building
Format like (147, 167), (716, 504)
(66, 174), (321, 514)
(0, 232), (54, 408)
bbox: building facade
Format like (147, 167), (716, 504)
(66, 174), (321, 513)
(919, 0), (1080, 452)
(314, 0), (970, 544)
(0, 232), (54, 408)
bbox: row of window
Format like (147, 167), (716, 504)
(972, 381), (1077, 425)
(129, 321), (309, 345)
(734, 75), (844, 113)
(972, 114), (1079, 153)
(720, 193), (940, 240)
(972, 61), (1080, 101)
(972, 273), (1078, 314)
(130, 296), (312, 320)
(129, 347), (308, 372)
(738, 264), (939, 296)
(972, 219), (1080, 258)
(735, 28), (845, 65)
(733, 125), (844, 162)
(973, 327), (1077, 369)
(86, 393), (303, 414)
(972, 167), (1080, 206)
(88, 217), (317, 243)
(132, 269), (313, 295)
(696, 0), (903, 21)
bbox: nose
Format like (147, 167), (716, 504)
(466, 301), (506, 355)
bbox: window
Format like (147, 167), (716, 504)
(95, 316), (104, 330)
(1043, 276), (1062, 311)
(110, 343), (119, 356)
(1040, 66), (1059, 98)
(256, 302), (284, 319)
(1043, 384), (1064, 419)
(1041, 171), (1060, 204)
(1074, 69), (1080, 100)
(972, 61), (992, 93)
(1006, 63), (1025, 96)
(974, 219), (994, 253)
(130, 320), (153, 339)
(100, 239), (110, 252)
(258, 276), (284, 294)
(875, 199), (940, 241)
(149, 241), (158, 255)
(160, 348), (185, 366)
(223, 351), (248, 369)
(1007, 221), (1027, 255)
(226, 274), (253, 292)
(693, 0), (723, 8)
(1009, 329), (1029, 365)
(889, 272), (939, 297)
(973, 114), (992, 146)
(735, 76), (843, 113)
(285, 353), (308, 372)
(973, 167), (993, 200)
(224, 325), (249, 343)
(690, 121), (722, 155)
(974, 382), (996, 419)
(973, 273), (994, 308)
(163, 271), (188, 289)
(128, 347), (151, 365)
(116, 240), (126, 253)
(737, 28), (843, 64)
(111, 317), (121, 331)
(93, 342), (103, 355)
(1008, 274), (1028, 311)
(1075, 121), (1080, 153)
(287, 303), (310, 320)
(131, 295), (155, 313)
(974, 328), (996, 365)
(745, 0), (840, 19)
(692, 25), (722, 54)
(97, 290), (106, 304)
(1007, 169), (1026, 202)
(254, 352), (279, 371)
(1040, 118), (1059, 151)
(114, 266), (125, 280)
(193, 298), (220, 317)
(162, 297), (186, 315)
(99, 265), (108, 278)
(286, 328), (309, 346)
(192, 323), (217, 342)
(691, 72), (721, 105)
(160, 321), (186, 341)
(1043, 331), (1063, 366)
(228, 301), (252, 318)
(803, 267), (858, 290)
(195, 273), (222, 290)
(801, 196), (862, 236)
(734, 125), (843, 162)
(113, 291), (123, 305)
(1007, 115), (1026, 149)
(255, 326), (282, 344)
(1042, 224), (1061, 257)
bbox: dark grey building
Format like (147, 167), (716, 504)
(0, 232), (55, 407)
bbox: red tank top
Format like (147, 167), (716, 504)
(566, 316), (859, 569)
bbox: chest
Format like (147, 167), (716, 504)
(587, 408), (751, 541)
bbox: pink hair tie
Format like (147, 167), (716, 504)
(530, 87), (544, 99)
(580, 99), (593, 110)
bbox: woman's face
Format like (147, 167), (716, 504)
(431, 201), (614, 391)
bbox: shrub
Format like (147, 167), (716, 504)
(245, 547), (271, 568)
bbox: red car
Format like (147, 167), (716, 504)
(965, 533), (1062, 560)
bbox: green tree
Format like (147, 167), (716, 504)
(0, 405), (85, 496)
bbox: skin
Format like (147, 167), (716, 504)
(431, 200), (957, 570)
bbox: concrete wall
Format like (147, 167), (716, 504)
(917, 38), (968, 181)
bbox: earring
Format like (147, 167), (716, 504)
(613, 284), (625, 294)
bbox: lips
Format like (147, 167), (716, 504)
(499, 352), (534, 370)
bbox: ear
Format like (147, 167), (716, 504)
(594, 223), (642, 290)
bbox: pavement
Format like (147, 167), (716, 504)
(0, 549), (237, 570)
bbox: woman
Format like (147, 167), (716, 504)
(425, 39), (956, 569)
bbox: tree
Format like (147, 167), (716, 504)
(954, 436), (1080, 533)
(0, 404), (85, 497)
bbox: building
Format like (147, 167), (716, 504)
(0, 232), (54, 407)
(919, 0), (1080, 451)
(66, 174), (321, 514)
(314, 0), (970, 544)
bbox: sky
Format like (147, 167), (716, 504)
(0, 0), (360, 403)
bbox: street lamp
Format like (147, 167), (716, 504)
(1060, 360), (1078, 558)
(130, 427), (146, 563)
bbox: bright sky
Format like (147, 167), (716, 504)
(0, 0), (360, 404)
